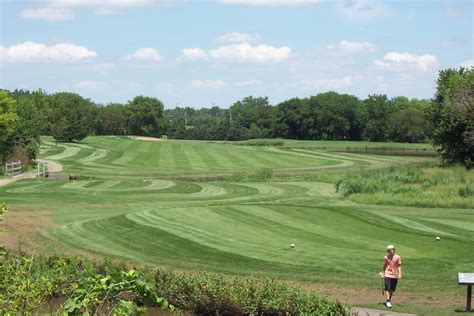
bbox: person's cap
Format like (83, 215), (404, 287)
(387, 244), (395, 250)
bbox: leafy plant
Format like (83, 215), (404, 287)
(63, 269), (173, 315)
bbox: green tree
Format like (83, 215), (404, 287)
(309, 92), (361, 140)
(427, 67), (474, 167)
(127, 96), (165, 136)
(360, 95), (392, 141)
(388, 108), (426, 143)
(49, 92), (96, 142)
(0, 91), (19, 162)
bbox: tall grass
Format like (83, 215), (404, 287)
(336, 164), (474, 208)
(230, 168), (273, 182)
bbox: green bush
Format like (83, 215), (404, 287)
(0, 253), (347, 315)
(155, 270), (349, 315)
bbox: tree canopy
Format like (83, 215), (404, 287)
(428, 67), (474, 167)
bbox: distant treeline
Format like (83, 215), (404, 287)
(0, 67), (472, 167)
(3, 90), (431, 144)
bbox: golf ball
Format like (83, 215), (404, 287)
(290, 243), (295, 248)
(436, 236), (440, 241)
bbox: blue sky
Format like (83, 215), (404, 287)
(1, 0), (473, 108)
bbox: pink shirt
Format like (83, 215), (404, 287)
(383, 254), (401, 278)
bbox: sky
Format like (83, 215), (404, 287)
(1, 0), (473, 108)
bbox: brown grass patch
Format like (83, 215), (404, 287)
(0, 209), (53, 253)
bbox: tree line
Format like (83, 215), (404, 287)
(0, 67), (472, 167)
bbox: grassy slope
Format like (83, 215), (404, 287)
(1, 137), (472, 314)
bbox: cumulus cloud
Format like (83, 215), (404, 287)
(217, 32), (261, 44)
(124, 48), (163, 62)
(459, 59), (474, 68)
(373, 52), (438, 72)
(336, 0), (391, 20)
(178, 48), (209, 61)
(0, 41), (97, 63)
(298, 76), (353, 90)
(328, 40), (375, 53)
(209, 42), (291, 63)
(192, 80), (227, 89)
(218, 0), (322, 5)
(20, 8), (74, 21)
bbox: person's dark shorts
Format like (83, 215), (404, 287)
(384, 277), (398, 292)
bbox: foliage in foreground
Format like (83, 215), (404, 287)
(155, 270), (349, 315)
(0, 254), (172, 315)
(335, 164), (473, 208)
(0, 252), (348, 315)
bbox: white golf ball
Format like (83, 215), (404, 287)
(436, 236), (440, 241)
(290, 243), (295, 248)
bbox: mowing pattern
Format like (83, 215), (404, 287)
(3, 137), (470, 294)
(40, 137), (429, 179)
(3, 176), (473, 292)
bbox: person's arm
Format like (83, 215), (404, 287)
(380, 257), (387, 278)
(397, 258), (402, 279)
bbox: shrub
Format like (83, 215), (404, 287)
(154, 270), (349, 315)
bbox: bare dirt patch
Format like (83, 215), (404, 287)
(0, 208), (53, 253)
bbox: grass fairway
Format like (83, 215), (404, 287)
(38, 136), (431, 179)
(1, 137), (472, 314)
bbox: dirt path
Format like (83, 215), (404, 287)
(0, 160), (63, 187)
(351, 307), (417, 316)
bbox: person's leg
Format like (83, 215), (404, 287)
(384, 278), (395, 307)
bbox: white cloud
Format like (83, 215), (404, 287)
(75, 80), (98, 89)
(20, 8), (74, 21)
(218, 0), (322, 5)
(373, 52), (438, 72)
(0, 41), (97, 63)
(234, 80), (262, 86)
(328, 40), (375, 53)
(217, 32), (261, 44)
(124, 48), (163, 62)
(209, 42), (291, 63)
(48, 0), (154, 8)
(178, 48), (209, 61)
(298, 76), (353, 90)
(192, 80), (227, 89)
(336, 0), (391, 20)
(46, 0), (157, 15)
(459, 59), (474, 68)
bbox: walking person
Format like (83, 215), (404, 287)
(380, 244), (402, 308)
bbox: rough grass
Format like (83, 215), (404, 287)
(336, 164), (474, 209)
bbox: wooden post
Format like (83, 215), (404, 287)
(458, 273), (474, 312)
(468, 285), (472, 312)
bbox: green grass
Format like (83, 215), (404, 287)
(38, 136), (432, 179)
(336, 164), (474, 209)
(1, 136), (471, 315)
